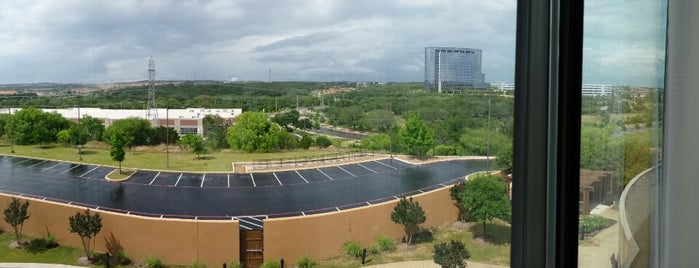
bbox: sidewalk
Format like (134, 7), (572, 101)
(363, 260), (508, 268)
(0, 264), (83, 268)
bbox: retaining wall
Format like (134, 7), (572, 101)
(0, 194), (239, 267)
(262, 186), (458, 262)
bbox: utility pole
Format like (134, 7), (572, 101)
(78, 101), (82, 161)
(7, 104), (13, 153)
(166, 107), (169, 169)
(486, 95), (491, 172)
(146, 57), (159, 126)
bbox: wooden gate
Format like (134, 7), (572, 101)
(240, 230), (263, 268)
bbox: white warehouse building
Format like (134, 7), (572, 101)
(35, 107), (242, 135)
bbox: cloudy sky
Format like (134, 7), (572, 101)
(0, 0), (665, 86)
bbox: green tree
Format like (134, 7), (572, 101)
(67, 122), (89, 145)
(69, 209), (102, 259)
(202, 114), (228, 150)
(272, 109), (300, 131)
(105, 117), (154, 147)
(107, 130), (129, 174)
(360, 134), (391, 151)
(433, 240), (470, 268)
(151, 126), (179, 145)
(299, 133), (314, 149)
(3, 198), (30, 243)
(178, 134), (208, 158)
(449, 182), (468, 222)
(399, 112), (434, 156)
(80, 115), (105, 142)
(390, 197), (426, 245)
(9, 107), (70, 145)
(226, 112), (274, 152)
(57, 129), (72, 146)
(460, 174), (511, 238)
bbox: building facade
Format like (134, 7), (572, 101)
(424, 47), (487, 92)
(581, 84), (612, 96)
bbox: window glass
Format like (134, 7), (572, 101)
(579, 0), (666, 267)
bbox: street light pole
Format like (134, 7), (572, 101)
(486, 94), (492, 172)
(8, 104), (14, 153)
(78, 102), (82, 161)
(166, 107), (169, 169)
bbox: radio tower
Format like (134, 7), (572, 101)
(145, 57), (158, 125)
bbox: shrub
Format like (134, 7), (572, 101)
(260, 260), (280, 268)
(93, 251), (132, 266)
(26, 238), (48, 253)
(579, 215), (608, 233)
(343, 241), (363, 258)
(369, 245), (380, 255)
(376, 236), (396, 252)
(296, 256), (316, 268)
(433, 240), (470, 268)
(45, 233), (58, 248)
(315, 135), (332, 148)
(146, 257), (164, 268)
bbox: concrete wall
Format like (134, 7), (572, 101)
(0, 194), (239, 267)
(262, 186), (458, 262)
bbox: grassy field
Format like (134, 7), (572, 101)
(0, 141), (351, 172)
(317, 220), (510, 267)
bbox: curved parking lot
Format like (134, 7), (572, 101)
(0, 155), (488, 229)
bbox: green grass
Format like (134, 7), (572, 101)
(0, 142), (350, 172)
(317, 221), (510, 267)
(0, 232), (83, 265)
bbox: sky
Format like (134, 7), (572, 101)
(0, 0), (665, 86)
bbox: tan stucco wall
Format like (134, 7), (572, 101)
(0, 194), (239, 267)
(262, 186), (458, 262)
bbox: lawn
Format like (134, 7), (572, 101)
(0, 141), (351, 172)
(0, 232), (83, 265)
(316, 220), (510, 268)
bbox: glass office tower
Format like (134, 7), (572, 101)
(424, 47), (487, 92)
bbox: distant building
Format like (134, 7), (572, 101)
(425, 47), (487, 92)
(493, 81), (515, 91)
(39, 107), (242, 136)
(581, 84), (613, 96)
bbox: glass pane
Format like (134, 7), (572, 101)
(579, 0), (666, 267)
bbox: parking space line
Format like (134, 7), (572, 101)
(375, 160), (398, 170)
(227, 174), (230, 188)
(174, 173), (183, 187)
(273, 172), (282, 186)
(301, 212), (306, 216)
(80, 166), (100, 177)
(60, 164), (82, 174)
(316, 168), (334, 180)
(335, 207), (340, 211)
(393, 196), (400, 199)
(12, 159), (31, 166)
(26, 160), (46, 168)
(201, 174), (206, 188)
(238, 218), (263, 228)
(357, 163), (377, 174)
(295, 171), (309, 183)
(418, 189), (425, 193)
(337, 166), (356, 177)
(149, 172), (160, 185)
(250, 173), (256, 187)
(366, 201), (371, 205)
(42, 162), (62, 171)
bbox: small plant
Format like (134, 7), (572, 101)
(260, 260), (281, 268)
(45, 233), (59, 248)
(227, 261), (242, 268)
(146, 257), (164, 268)
(26, 238), (48, 253)
(434, 240), (470, 268)
(368, 245), (380, 255)
(579, 214), (609, 233)
(296, 256), (316, 268)
(189, 261), (206, 268)
(376, 236), (397, 252)
(343, 241), (363, 258)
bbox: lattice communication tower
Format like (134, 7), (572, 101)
(146, 57), (158, 125)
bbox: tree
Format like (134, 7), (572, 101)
(108, 129), (129, 174)
(390, 197), (426, 245)
(80, 115), (105, 142)
(299, 133), (314, 149)
(449, 182), (468, 222)
(361, 134), (391, 151)
(105, 117), (154, 147)
(69, 209), (102, 259)
(8, 107), (70, 145)
(272, 109), (300, 131)
(460, 174), (511, 238)
(3, 198), (30, 243)
(151, 126), (179, 145)
(226, 112), (274, 152)
(314, 135), (332, 148)
(433, 240), (470, 268)
(178, 134), (208, 158)
(67, 122), (89, 145)
(399, 112), (434, 156)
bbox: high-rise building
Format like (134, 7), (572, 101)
(424, 47), (487, 92)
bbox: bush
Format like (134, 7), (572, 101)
(45, 233), (59, 248)
(376, 236), (397, 252)
(579, 215), (608, 233)
(227, 262), (242, 268)
(93, 251), (132, 266)
(343, 241), (363, 258)
(369, 245), (380, 255)
(260, 260), (280, 268)
(433, 240), (470, 268)
(296, 256), (316, 268)
(26, 238), (48, 253)
(315, 135), (332, 148)
(146, 257), (164, 268)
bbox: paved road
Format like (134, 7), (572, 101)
(0, 155), (487, 225)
